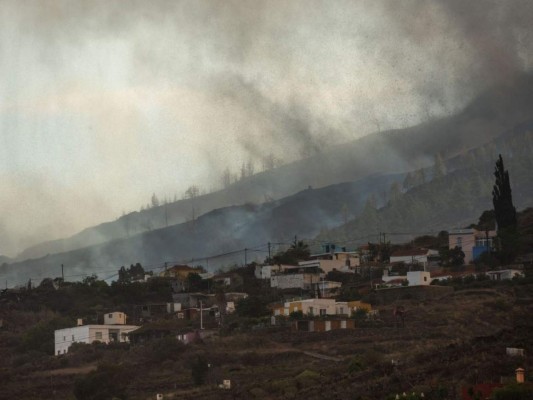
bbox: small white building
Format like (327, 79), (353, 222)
(298, 259), (354, 274)
(254, 264), (284, 279)
(486, 269), (524, 281)
(381, 270), (433, 286)
(54, 312), (139, 356)
(104, 311), (127, 325)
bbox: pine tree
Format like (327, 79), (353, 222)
(493, 155), (517, 229)
(492, 154), (518, 263)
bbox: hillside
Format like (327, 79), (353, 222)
(319, 126), (533, 246)
(16, 72), (533, 261)
(1, 278), (532, 399)
(0, 174), (400, 287)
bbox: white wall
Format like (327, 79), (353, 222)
(55, 326), (90, 355)
(54, 325), (139, 356)
(271, 274), (304, 289)
(406, 271), (432, 286)
(256, 265), (275, 279)
(298, 259), (349, 274)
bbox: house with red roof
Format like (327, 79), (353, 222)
(389, 248), (439, 268)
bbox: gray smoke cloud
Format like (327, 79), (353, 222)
(0, 0), (532, 256)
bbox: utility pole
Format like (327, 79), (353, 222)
(244, 248), (248, 266)
(61, 264), (64, 281)
(200, 301), (204, 330)
(268, 242), (271, 262)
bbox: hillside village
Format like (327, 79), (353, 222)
(4, 2), (533, 400)
(2, 199), (533, 399)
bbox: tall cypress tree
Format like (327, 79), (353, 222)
(492, 154), (518, 263)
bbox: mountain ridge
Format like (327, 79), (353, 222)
(16, 72), (533, 261)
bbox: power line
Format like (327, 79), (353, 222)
(0, 230), (478, 287)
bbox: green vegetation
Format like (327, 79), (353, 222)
(493, 155), (520, 264)
(19, 316), (73, 355)
(270, 239), (311, 265)
(492, 383), (533, 400)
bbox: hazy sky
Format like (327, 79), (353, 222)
(1, 0), (532, 255)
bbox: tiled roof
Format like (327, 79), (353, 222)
(391, 248), (431, 257)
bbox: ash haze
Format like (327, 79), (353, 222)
(0, 0), (532, 256)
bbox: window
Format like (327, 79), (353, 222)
(424, 277), (427, 282)
(72, 335), (75, 341)
(95, 332), (103, 340)
(476, 238), (493, 247)
(63, 336), (66, 341)
(457, 237), (462, 248)
(339, 307), (344, 315)
(108, 313), (113, 318)
(320, 309), (327, 316)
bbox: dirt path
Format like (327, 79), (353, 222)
(301, 350), (342, 362)
(34, 364), (97, 376)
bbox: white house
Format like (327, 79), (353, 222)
(298, 259), (354, 274)
(389, 249), (439, 269)
(486, 269), (524, 281)
(381, 270), (433, 286)
(272, 299), (371, 317)
(307, 249), (361, 268)
(406, 271), (432, 286)
(54, 312), (139, 356)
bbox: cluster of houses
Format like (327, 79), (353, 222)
(53, 232), (526, 355)
(255, 246), (360, 296)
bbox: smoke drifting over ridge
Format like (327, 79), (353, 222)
(0, 0), (532, 256)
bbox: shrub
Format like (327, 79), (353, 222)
(19, 317), (73, 355)
(190, 355), (209, 386)
(73, 363), (130, 400)
(151, 336), (186, 363)
(348, 357), (365, 373)
(492, 383), (533, 399)
(235, 296), (270, 318)
(295, 369), (320, 388)
(352, 308), (368, 321)
(289, 311), (303, 320)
